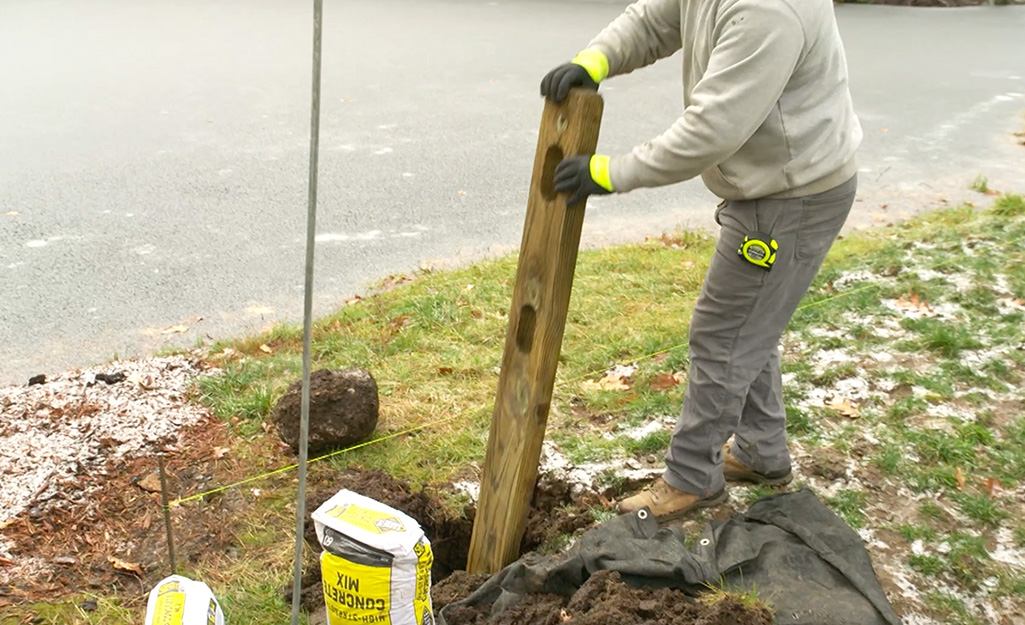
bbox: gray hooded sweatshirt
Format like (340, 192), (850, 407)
(588, 0), (863, 200)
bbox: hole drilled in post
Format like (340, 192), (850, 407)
(540, 145), (564, 201)
(515, 304), (536, 352)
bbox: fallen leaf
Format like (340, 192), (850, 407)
(985, 477), (1001, 498)
(211, 446), (230, 460)
(824, 396), (860, 418)
(108, 556), (144, 578)
(582, 371), (632, 392)
(438, 367), (454, 375)
(135, 473), (162, 493)
(652, 353), (668, 364)
(955, 467), (966, 491)
(161, 324), (189, 335)
(651, 372), (685, 392)
(464, 284), (475, 292)
(259, 344), (273, 354)
(127, 372), (157, 390)
(470, 309), (484, 319)
(0, 556), (14, 566)
(895, 292), (933, 315)
(560, 609), (572, 622)
(345, 295), (363, 306)
(388, 315), (413, 331)
(185, 315), (205, 323)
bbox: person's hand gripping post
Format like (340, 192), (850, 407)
(540, 49), (615, 207)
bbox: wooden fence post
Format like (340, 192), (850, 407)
(466, 89), (603, 574)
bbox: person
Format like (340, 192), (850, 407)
(541, 0), (862, 520)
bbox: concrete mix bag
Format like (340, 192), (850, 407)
(312, 489), (434, 625)
(144, 575), (225, 625)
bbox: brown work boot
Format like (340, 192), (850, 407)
(723, 445), (793, 486)
(618, 478), (727, 521)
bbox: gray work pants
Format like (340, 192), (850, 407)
(663, 175), (858, 496)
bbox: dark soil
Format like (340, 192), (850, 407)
(441, 570), (774, 625)
(430, 571), (488, 612)
(292, 469), (601, 612)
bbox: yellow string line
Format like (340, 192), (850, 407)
(173, 223), (1024, 505)
(171, 414), (460, 505)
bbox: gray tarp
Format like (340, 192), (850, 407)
(440, 489), (902, 625)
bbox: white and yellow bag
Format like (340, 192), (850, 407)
(312, 490), (434, 625)
(144, 575), (225, 625)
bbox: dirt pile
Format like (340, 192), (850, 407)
(294, 468), (600, 612)
(440, 570), (773, 625)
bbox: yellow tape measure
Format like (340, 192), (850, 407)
(738, 232), (778, 270)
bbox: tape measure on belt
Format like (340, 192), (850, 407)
(737, 231), (778, 270)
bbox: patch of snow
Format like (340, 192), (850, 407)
(833, 270), (882, 290)
(606, 364), (638, 379)
(539, 440), (661, 496)
(915, 269), (976, 292)
(450, 481), (481, 503)
(991, 527), (1025, 567)
(614, 416), (673, 441)
(960, 346), (1014, 370)
(808, 326), (846, 340)
(994, 274), (1013, 296)
(811, 348), (854, 374)
(873, 376), (899, 392)
(926, 402), (977, 423)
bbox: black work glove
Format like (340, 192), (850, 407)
(540, 63), (599, 103)
(554, 155), (613, 206)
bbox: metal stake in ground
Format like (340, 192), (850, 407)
(467, 89), (603, 575)
(289, 0), (324, 623)
(158, 453), (177, 576)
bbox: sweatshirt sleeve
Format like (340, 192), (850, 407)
(609, 0), (805, 193)
(586, 0), (683, 78)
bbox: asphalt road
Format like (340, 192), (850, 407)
(2, 1), (1024, 385)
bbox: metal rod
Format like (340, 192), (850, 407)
(158, 454), (177, 576)
(290, 0), (324, 622)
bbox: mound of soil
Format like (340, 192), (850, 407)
(430, 571), (488, 612)
(441, 570), (773, 625)
(293, 469), (601, 612)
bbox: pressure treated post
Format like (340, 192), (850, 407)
(467, 89), (603, 574)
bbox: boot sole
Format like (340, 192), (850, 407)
(724, 469), (793, 487)
(654, 488), (729, 523)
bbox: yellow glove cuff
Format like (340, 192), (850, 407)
(589, 154), (614, 192)
(571, 49), (610, 84)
